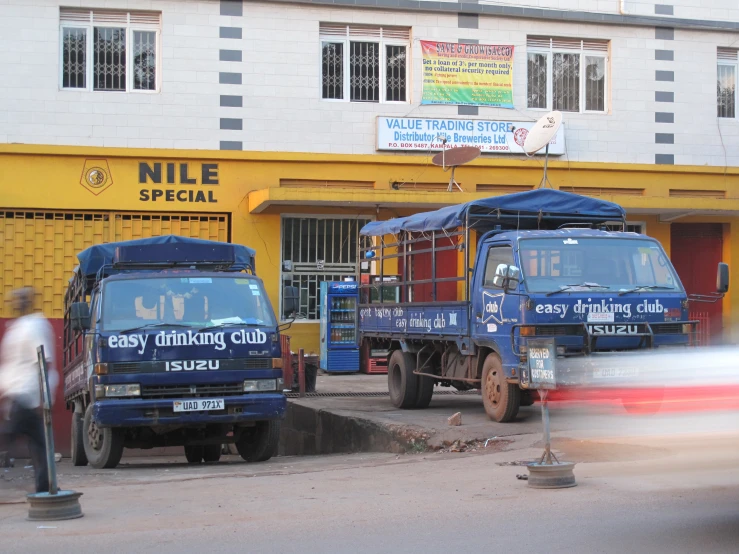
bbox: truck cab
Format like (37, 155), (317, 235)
(471, 228), (696, 383)
(63, 236), (293, 469)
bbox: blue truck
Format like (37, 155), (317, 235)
(62, 236), (298, 469)
(358, 189), (729, 422)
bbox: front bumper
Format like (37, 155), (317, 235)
(512, 320), (697, 357)
(92, 393), (286, 427)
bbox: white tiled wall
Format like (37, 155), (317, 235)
(0, 0), (223, 150)
(476, 0), (739, 22)
(1, 0), (739, 166)
(625, 0), (739, 21)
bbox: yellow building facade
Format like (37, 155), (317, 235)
(1, 143), (738, 350)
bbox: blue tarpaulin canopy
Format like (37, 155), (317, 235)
(360, 189), (626, 236)
(76, 235), (256, 280)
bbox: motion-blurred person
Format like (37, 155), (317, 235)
(0, 287), (57, 493)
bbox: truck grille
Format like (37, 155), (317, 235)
(242, 359), (271, 369)
(651, 324), (683, 335)
(111, 362), (140, 374)
(109, 358), (271, 374)
(535, 326), (569, 336)
(140, 383), (243, 399)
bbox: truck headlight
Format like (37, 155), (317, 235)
(104, 384), (141, 397)
(243, 379), (278, 392)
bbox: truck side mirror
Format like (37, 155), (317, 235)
(717, 262), (729, 294)
(282, 286), (300, 317)
(492, 264), (521, 292)
(70, 302), (91, 331)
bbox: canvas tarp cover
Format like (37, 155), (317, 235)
(76, 235), (255, 280)
(359, 189), (626, 236)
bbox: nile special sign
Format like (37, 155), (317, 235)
(138, 162), (219, 203)
(376, 117), (565, 155)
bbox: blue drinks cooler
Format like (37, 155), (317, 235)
(320, 281), (360, 373)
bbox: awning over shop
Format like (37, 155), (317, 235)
(246, 186), (739, 221)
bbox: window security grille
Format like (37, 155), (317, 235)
(320, 24), (409, 103)
(282, 217), (371, 320)
(527, 36), (609, 113)
(60, 8), (161, 93)
(718, 48), (738, 119)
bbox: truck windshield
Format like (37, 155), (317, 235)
(518, 237), (683, 294)
(100, 276), (275, 332)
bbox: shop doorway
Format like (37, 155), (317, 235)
(670, 223), (724, 344)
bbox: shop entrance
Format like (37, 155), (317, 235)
(670, 223), (724, 344)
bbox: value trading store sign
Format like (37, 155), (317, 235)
(376, 117), (565, 155)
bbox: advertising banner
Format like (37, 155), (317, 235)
(376, 117), (565, 155)
(421, 41), (514, 107)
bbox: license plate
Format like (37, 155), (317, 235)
(593, 367), (639, 379)
(173, 399), (225, 412)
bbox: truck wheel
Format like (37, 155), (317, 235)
(70, 411), (88, 467)
(388, 350), (418, 409)
(184, 446), (204, 463)
(83, 404), (124, 469)
(481, 353), (520, 423)
(415, 375), (435, 409)
(203, 444), (222, 463)
(236, 421), (281, 462)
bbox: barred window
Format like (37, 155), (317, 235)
(322, 42), (344, 99)
(60, 8), (160, 93)
(319, 24), (409, 104)
(281, 217), (371, 320)
(527, 37), (608, 113)
(62, 28), (87, 89)
(526, 53), (547, 109)
(718, 49), (738, 118)
(94, 27), (126, 91)
(350, 42), (380, 102)
(133, 31), (157, 91)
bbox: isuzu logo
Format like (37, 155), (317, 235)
(588, 324), (639, 336)
(165, 360), (220, 372)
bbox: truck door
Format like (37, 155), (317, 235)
(474, 243), (517, 349)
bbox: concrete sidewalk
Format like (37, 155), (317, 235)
(280, 373), (544, 456)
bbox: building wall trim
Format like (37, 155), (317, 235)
(248, 0), (739, 32)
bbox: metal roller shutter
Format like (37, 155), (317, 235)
(0, 211), (229, 318)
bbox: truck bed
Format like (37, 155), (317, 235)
(359, 302), (469, 339)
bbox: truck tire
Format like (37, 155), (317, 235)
(236, 421), (281, 462)
(481, 353), (520, 423)
(415, 374), (435, 409)
(70, 411), (88, 467)
(203, 444), (222, 463)
(184, 446), (204, 463)
(83, 404), (124, 469)
(388, 350), (418, 409)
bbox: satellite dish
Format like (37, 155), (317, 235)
(523, 111), (562, 155)
(523, 111), (563, 189)
(431, 146), (481, 192)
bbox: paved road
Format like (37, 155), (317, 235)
(2, 411), (739, 553)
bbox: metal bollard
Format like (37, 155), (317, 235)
(298, 348), (306, 398)
(526, 389), (576, 489)
(26, 345), (83, 521)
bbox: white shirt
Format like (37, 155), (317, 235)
(0, 313), (59, 409)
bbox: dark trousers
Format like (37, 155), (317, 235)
(2, 402), (49, 493)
